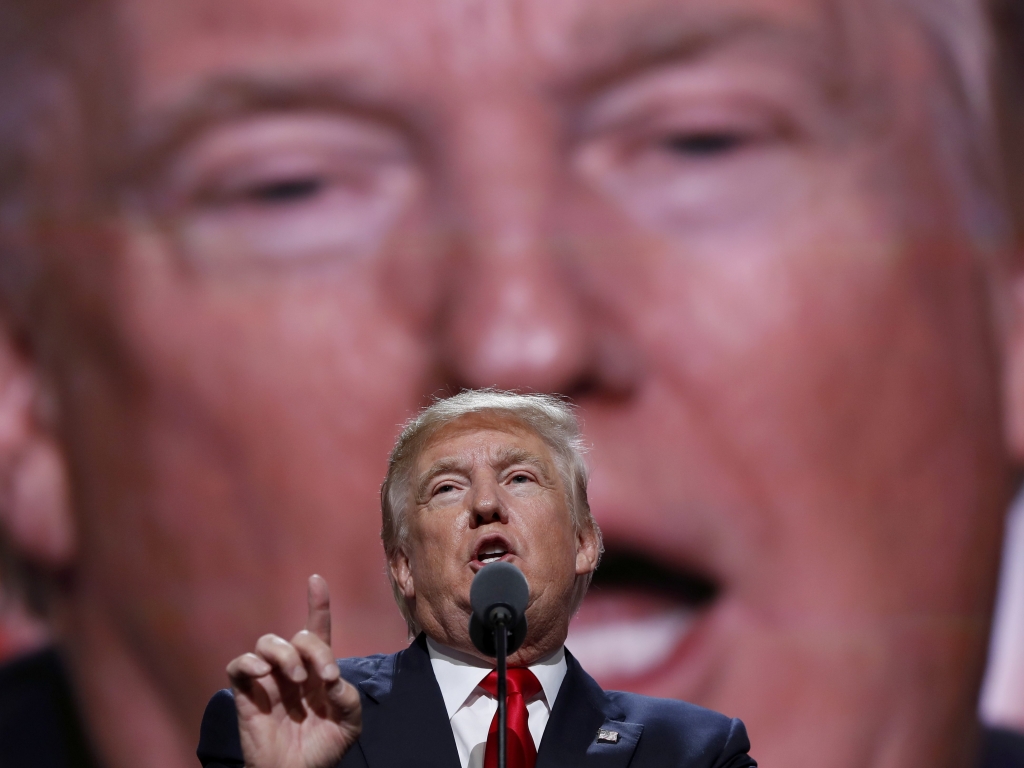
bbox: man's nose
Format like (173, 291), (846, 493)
(437, 100), (594, 394)
(468, 482), (509, 527)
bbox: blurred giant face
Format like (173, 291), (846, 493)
(16, 0), (1014, 767)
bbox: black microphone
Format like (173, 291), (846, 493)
(469, 561), (529, 656)
(468, 562), (529, 768)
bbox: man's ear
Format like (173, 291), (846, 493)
(574, 524), (601, 578)
(0, 323), (75, 568)
(389, 549), (415, 600)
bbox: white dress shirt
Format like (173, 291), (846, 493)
(427, 638), (567, 768)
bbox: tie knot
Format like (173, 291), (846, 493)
(480, 668), (542, 701)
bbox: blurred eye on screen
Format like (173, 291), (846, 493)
(574, 69), (803, 234)
(242, 177), (324, 204)
(664, 132), (746, 157)
(155, 114), (418, 270)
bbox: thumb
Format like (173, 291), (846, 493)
(326, 675), (362, 722)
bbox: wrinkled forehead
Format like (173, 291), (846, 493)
(113, 0), (899, 118)
(408, 413), (563, 486)
(416, 412), (549, 463)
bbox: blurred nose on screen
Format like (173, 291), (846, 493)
(435, 100), (595, 395)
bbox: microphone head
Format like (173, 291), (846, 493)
(468, 562), (529, 656)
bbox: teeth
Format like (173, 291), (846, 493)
(478, 548), (507, 564)
(566, 609), (694, 679)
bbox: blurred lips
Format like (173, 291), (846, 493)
(567, 548), (718, 690)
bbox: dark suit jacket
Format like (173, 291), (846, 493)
(0, 645), (1021, 768)
(197, 635), (756, 768)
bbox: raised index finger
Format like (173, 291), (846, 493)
(306, 573), (332, 645)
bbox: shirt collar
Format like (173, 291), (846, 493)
(426, 637), (567, 720)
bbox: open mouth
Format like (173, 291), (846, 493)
(472, 536), (514, 568)
(567, 547), (718, 686)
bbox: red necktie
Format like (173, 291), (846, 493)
(478, 668), (543, 768)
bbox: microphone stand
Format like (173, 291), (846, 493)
(470, 563), (528, 768)
(494, 612), (509, 768)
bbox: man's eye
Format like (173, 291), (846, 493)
(510, 474), (531, 484)
(664, 132), (744, 157)
(434, 483), (456, 495)
(245, 177), (325, 204)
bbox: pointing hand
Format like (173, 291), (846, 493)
(226, 575), (362, 768)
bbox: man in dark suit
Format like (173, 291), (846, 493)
(197, 391), (756, 768)
(4, 0), (1024, 766)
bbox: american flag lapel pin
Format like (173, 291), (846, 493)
(596, 729), (620, 744)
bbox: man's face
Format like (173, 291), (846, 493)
(392, 413), (596, 662)
(26, 0), (1014, 766)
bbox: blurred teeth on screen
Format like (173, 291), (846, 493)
(566, 608), (695, 680)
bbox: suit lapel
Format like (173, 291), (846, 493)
(355, 636), (462, 768)
(535, 651), (642, 768)
(354, 639), (640, 768)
